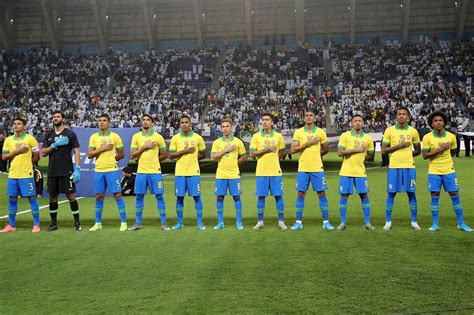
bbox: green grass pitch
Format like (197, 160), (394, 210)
(0, 153), (473, 313)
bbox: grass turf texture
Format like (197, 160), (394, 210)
(0, 153), (473, 313)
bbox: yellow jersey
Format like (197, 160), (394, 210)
(421, 131), (457, 175)
(169, 131), (206, 176)
(88, 131), (124, 172)
(382, 123), (420, 169)
(131, 130), (167, 174)
(292, 126), (328, 172)
(338, 130), (374, 177)
(249, 130), (285, 176)
(211, 136), (246, 179)
(2, 133), (39, 179)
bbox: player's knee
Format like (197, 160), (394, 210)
(232, 195), (241, 202)
(96, 194), (104, 201)
(9, 196), (18, 202)
(449, 191), (459, 197)
(317, 191), (326, 198)
(358, 193), (367, 199)
(431, 192), (440, 197)
(136, 194), (145, 201)
(49, 195), (58, 203)
(113, 193), (122, 200)
(297, 191), (306, 198)
(66, 193), (76, 202)
(341, 194), (349, 199)
(217, 196), (225, 202)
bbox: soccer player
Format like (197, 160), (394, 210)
(290, 110), (334, 230)
(336, 114), (375, 230)
(0, 117), (41, 233)
(381, 106), (421, 231)
(42, 110), (82, 232)
(87, 114), (128, 232)
(211, 118), (247, 230)
(168, 115), (206, 230)
(421, 111), (472, 232)
(249, 113), (287, 230)
(128, 114), (170, 231)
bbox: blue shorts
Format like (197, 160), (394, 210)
(175, 176), (201, 197)
(387, 168), (416, 193)
(296, 172), (328, 192)
(256, 176), (283, 197)
(428, 173), (459, 192)
(7, 178), (36, 197)
(339, 176), (369, 195)
(94, 171), (122, 194)
(215, 178), (242, 196)
(135, 173), (165, 195)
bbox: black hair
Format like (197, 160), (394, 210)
(180, 115), (191, 122)
(99, 114), (110, 122)
(351, 114), (363, 120)
(397, 106), (410, 116)
(143, 114), (154, 123)
(428, 111), (448, 127)
(52, 110), (64, 118)
(261, 113), (273, 121)
(123, 167), (132, 174)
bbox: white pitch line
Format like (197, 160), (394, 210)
(0, 197), (85, 219)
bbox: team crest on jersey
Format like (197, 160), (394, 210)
(191, 141), (195, 146)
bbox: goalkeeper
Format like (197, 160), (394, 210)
(42, 110), (82, 232)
